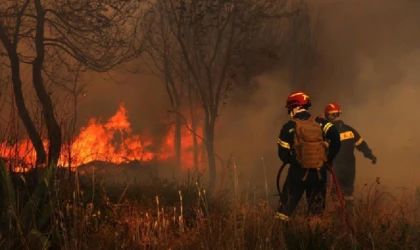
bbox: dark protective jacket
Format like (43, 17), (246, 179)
(277, 111), (341, 167)
(331, 120), (374, 166)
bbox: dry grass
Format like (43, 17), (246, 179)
(2, 165), (420, 250)
(75, 183), (420, 250)
(59, 178), (420, 249)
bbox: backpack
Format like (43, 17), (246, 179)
(292, 116), (328, 169)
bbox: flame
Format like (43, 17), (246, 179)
(0, 104), (204, 171)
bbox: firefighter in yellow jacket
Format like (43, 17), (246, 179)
(276, 91), (341, 222)
(324, 102), (377, 208)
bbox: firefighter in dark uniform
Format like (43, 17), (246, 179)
(324, 102), (377, 209)
(275, 91), (341, 222)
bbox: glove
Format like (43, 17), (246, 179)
(371, 156), (377, 164)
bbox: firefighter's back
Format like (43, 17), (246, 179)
(279, 111), (331, 169)
(332, 120), (359, 166)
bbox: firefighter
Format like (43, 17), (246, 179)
(324, 102), (377, 209)
(276, 91), (341, 223)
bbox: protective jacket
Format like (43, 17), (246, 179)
(332, 120), (375, 166)
(276, 111), (341, 220)
(278, 112), (341, 166)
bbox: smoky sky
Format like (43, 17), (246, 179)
(45, 0), (420, 190)
(217, 0), (420, 191)
(1, 0), (420, 191)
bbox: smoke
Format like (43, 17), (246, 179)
(2, 0), (420, 193)
(217, 0), (420, 192)
(76, 69), (168, 134)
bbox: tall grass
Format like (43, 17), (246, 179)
(0, 160), (419, 250)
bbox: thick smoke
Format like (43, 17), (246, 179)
(3, 0), (419, 192)
(76, 70), (168, 134)
(217, 0), (420, 192)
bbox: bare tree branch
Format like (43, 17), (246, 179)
(0, 0), (152, 166)
(144, 0), (301, 193)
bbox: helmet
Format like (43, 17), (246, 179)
(324, 102), (342, 115)
(285, 91), (311, 109)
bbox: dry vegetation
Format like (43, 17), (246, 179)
(1, 162), (419, 249)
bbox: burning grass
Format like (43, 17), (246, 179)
(0, 103), (205, 172)
(1, 162), (420, 250)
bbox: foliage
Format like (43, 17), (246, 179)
(0, 159), (54, 249)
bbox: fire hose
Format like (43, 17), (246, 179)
(276, 163), (356, 236)
(326, 164), (356, 236)
(275, 163), (287, 197)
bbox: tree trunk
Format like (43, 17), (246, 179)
(188, 85), (199, 173)
(191, 111), (199, 172)
(33, 0), (62, 166)
(174, 113), (182, 168)
(202, 119), (207, 165)
(0, 2), (46, 167)
(163, 56), (181, 170)
(205, 118), (216, 194)
(10, 54), (47, 166)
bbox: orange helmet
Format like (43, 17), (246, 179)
(324, 102), (342, 115)
(285, 91), (311, 109)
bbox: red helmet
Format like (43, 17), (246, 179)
(285, 91), (311, 109)
(324, 102), (342, 114)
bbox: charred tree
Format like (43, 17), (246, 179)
(188, 84), (199, 173)
(33, 0), (62, 165)
(151, 0), (297, 193)
(166, 72), (182, 168)
(145, 8), (184, 169)
(0, 0), (47, 166)
(0, 0), (148, 166)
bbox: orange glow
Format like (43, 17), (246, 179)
(0, 104), (204, 172)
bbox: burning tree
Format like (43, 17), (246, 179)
(0, 0), (148, 167)
(146, 0), (300, 192)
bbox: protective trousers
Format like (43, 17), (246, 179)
(277, 165), (327, 219)
(329, 164), (355, 211)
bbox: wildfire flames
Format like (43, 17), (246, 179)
(0, 104), (204, 171)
